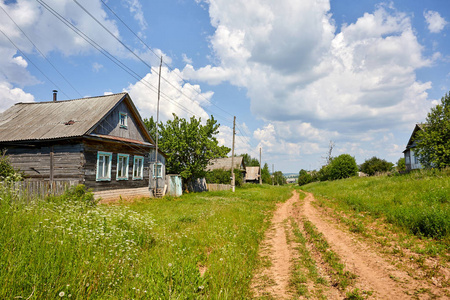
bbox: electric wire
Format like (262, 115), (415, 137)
(76, 0), (234, 126)
(0, 27), (70, 99)
(0, 4), (83, 98)
(99, 0), (235, 123)
(35, 0), (257, 154)
(36, 0), (200, 118)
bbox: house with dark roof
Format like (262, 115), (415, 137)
(403, 123), (425, 171)
(0, 92), (165, 196)
(206, 156), (246, 173)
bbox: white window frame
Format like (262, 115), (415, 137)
(133, 156), (144, 180)
(119, 112), (128, 129)
(152, 163), (163, 178)
(96, 151), (112, 181)
(116, 154), (129, 180)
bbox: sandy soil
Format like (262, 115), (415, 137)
(251, 190), (449, 299)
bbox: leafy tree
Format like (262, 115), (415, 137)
(396, 157), (406, 172)
(144, 114), (230, 188)
(328, 154), (358, 180)
(298, 169), (312, 186)
(415, 91), (450, 169)
(241, 153), (260, 167)
(273, 171), (285, 185)
(261, 163), (271, 184)
(360, 156), (394, 176)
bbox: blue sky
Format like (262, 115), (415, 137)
(0, 0), (449, 173)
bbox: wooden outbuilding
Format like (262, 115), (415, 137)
(0, 92), (165, 195)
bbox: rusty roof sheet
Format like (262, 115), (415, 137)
(0, 93), (128, 142)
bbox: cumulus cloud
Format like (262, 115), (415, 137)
(424, 10), (448, 33)
(187, 1), (435, 167)
(124, 66), (213, 122)
(0, 81), (34, 112)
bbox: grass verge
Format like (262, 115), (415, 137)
(0, 184), (291, 299)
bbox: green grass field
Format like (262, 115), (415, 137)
(301, 169), (450, 249)
(0, 184), (291, 299)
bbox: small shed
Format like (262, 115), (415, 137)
(245, 166), (260, 183)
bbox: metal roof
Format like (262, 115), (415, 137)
(206, 156), (245, 171)
(0, 93), (152, 143)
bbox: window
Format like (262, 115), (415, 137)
(133, 156), (144, 180)
(152, 163), (163, 178)
(119, 112), (127, 128)
(96, 152), (112, 181)
(117, 154), (129, 180)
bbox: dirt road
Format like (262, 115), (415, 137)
(251, 190), (449, 299)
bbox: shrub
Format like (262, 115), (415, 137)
(396, 157), (406, 172)
(360, 156), (394, 176)
(298, 169), (312, 186)
(328, 154), (358, 180)
(0, 151), (22, 182)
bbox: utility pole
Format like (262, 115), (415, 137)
(154, 56), (162, 196)
(231, 116), (236, 192)
(259, 147), (262, 185)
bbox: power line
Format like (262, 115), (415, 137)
(99, 0), (235, 122)
(35, 0), (257, 153)
(0, 4), (83, 98)
(36, 0), (200, 118)
(0, 27), (70, 99)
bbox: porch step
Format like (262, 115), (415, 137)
(153, 188), (164, 198)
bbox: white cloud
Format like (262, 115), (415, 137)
(187, 1), (435, 168)
(124, 66), (212, 122)
(424, 10), (448, 33)
(0, 81), (34, 112)
(182, 53), (192, 64)
(92, 62), (103, 72)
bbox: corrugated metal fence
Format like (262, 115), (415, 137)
(2, 180), (79, 201)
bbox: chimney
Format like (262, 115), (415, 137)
(53, 90), (57, 102)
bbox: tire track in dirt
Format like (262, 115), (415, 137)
(251, 192), (298, 299)
(252, 190), (447, 299)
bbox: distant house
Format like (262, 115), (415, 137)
(245, 166), (260, 183)
(206, 156), (246, 174)
(403, 123), (425, 171)
(0, 92), (165, 196)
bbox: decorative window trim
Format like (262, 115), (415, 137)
(119, 112), (128, 129)
(133, 156), (144, 180)
(152, 163), (163, 178)
(96, 151), (112, 181)
(116, 154), (129, 180)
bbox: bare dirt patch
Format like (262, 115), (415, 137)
(252, 190), (449, 299)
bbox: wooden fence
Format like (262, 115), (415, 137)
(2, 180), (79, 201)
(206, 183), (232, 191)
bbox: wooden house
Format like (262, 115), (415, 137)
(403, 123), (425, 171)
(206, 156), (246, 173)
(0, 92), (166, 195)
